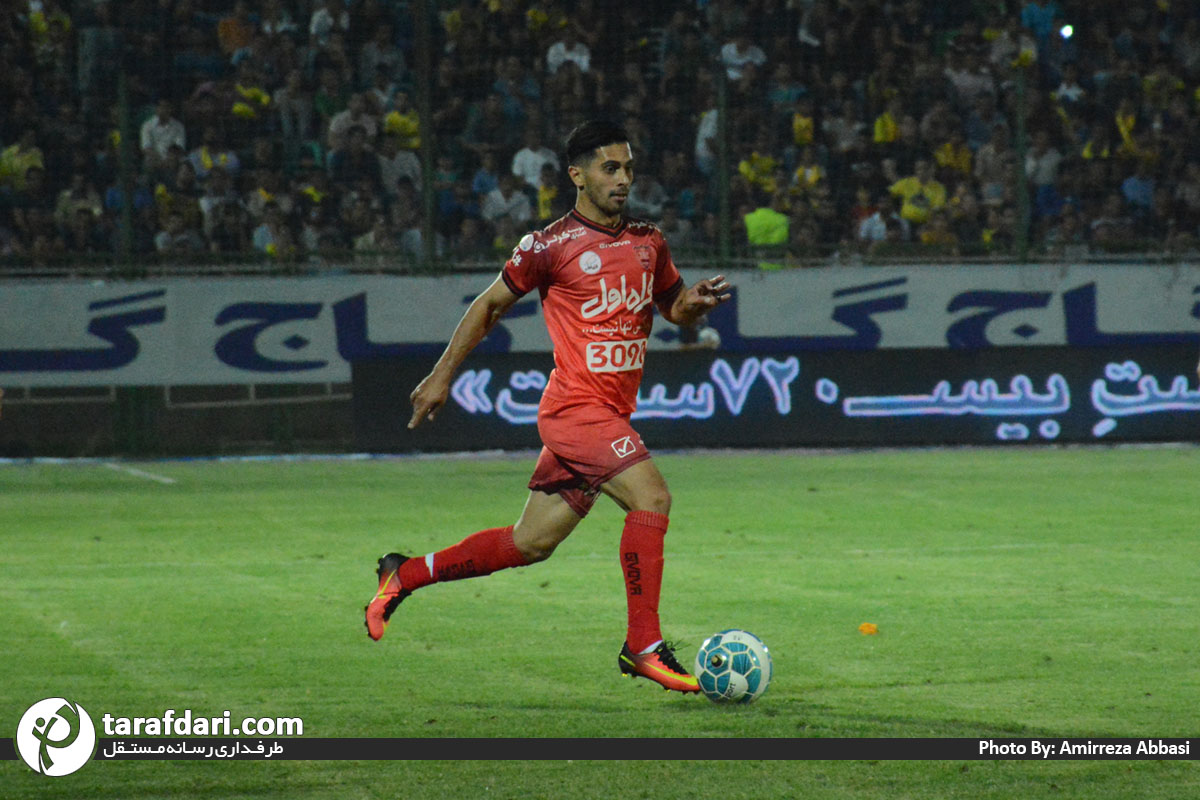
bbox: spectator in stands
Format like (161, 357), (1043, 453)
(545, 25), (591, 75)
(934, 129), (973, 183)
(383, 91), (421, 152)
(252, 200), (296, 260)
(154, 210), (205, 256)
(260, 0), (299, 39)
(53, 173), (102, 233)
(62, 206), (108, 256)
(209, 201), (250, 255)
(720, 29), (768, 83)
(377, 134), (421, 200)
(511, 127), (560, 192)
(448, 215), (490, 260)
(353, 211), (399, 262)
(155, 160), (204, 234)
(218, 1), (256, 58)
(948, 182), (984, 246)
(981, 206), (1016, 254)
(823, 100), (868, 162)
(275, 69), (314, 162)
(626, 170), (668, 221)
(873, 96), (903, 149)
(1088, 192), (1136, 248)
(964, 93), (1008, 153)
(1043, 206), (1088, 258)
(1172, 160), (1200, 229)
(76, 1), (120, 116)
(1052, 62), (1087, 109)
(918, 208), (960, 254)
(1025, 129), (1064, 214)
(471, 151), (501, 205)
(340, 189), (378, 241)
(919, 100), (962, 153)
(859, 193), (912, 252)
(945, 47), (996, 115)
(197, 167), (240, 241)
(974, 123), (1017, 207)
(535, 163), (563, 222)
(188, 127), (241, 185)
(1120, 159), (1156, 219)
(1172, 18), (1200, 82)
(328, 93), (379, 155)
(328, 125), (382, 191)
(658, 200), (695, 249)
(310, 0), (350, 49)
(245, 168), (295, 223)
(359, 23), (405, 91)
(889, 159), (947, 226)
(1020, 0), (1063, 55)
(140, 100), (187, 175)
(0, 130), (44, 192)
(462, 93), (517, 163)
(744, 189), (790, 249)
(481, 172), (533, 228)
(313, 67), (351, 138)
(300, 203), (345, 254)
(842, 181), (876, 235)
(7, 0), (1200, 271)
(1143, 184), (1182, 246)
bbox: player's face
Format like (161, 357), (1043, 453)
(571, 143), (634, 224)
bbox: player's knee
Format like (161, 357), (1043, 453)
(517, 538), (558, 563)
(634, 485), (671, 516)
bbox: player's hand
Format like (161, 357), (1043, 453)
(408, 373), (451, 430)
(681, 274), (732, 315)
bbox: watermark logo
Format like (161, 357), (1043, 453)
(15, 698), (97, 776)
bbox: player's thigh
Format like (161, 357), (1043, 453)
(512, 489), (583, 562)
(600, 458), (671, 515)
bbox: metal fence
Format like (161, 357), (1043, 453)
(4, 3), (1200, 278)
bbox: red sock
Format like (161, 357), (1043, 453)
(396, 526), (527, 591)
(621, 510), (668, 653)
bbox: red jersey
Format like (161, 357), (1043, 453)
(502, 209), (684, 417)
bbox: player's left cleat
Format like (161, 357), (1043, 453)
(364, 553), (411, 641)
(618, 641), (701, 693)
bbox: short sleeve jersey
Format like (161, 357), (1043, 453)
(502, 209), (684, 417)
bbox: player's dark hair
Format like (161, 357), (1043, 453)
(565, 120), (630, 166)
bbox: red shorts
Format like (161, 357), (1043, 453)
(528, 404), (651, 518)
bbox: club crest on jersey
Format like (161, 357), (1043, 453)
(579, 250), (602, 274)
(518, 233), (534, 252)
(634, 244), (653, 271)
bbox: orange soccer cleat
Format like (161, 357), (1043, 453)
(618, 641), (701, 693)
(364, 553), (411, 641)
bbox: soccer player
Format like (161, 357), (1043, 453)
(364, 120), (731, 694)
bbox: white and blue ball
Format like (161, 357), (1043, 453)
(694, 629), (773, 703)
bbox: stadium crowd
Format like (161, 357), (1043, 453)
(1, 0), (1198, 268)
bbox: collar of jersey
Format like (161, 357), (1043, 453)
(569, 209), (627, 237)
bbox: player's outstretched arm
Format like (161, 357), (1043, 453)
(659, 274), (732, 328)
(408, 276), (521, 429)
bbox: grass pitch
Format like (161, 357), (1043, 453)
(1, 446), (1197, 798)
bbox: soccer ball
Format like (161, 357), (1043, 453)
(694, 629), (773, 703)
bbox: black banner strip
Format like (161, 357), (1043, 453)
(59, 738), (1194, 761)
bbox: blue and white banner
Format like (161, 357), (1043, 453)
(1, 264), (1197, 387)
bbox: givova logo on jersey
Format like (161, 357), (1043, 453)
(15, 698), (97, 776)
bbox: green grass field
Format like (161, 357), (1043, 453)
(1, 447), (1197, 798)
